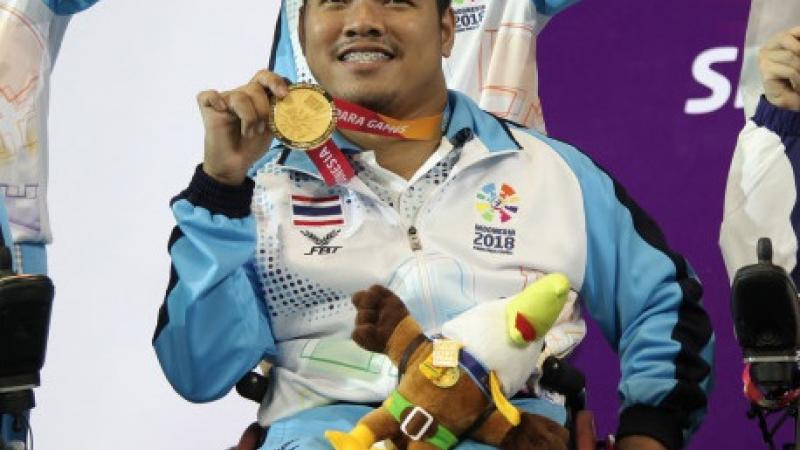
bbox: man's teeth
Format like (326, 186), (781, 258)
(343, 51), (390, 62)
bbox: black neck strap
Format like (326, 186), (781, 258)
(397, 333), (429, 379)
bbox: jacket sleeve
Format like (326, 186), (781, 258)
(720, 97), (800, 284)
(42, 0), (98, 15)
(546, 139), (714, 450)
(152, 165), (276, 402)
(532, 0), (582, 16)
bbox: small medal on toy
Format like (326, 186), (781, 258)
(432, 338), (461, 368)
(420, 353), (460, 388)
(270, 83), (336, 150)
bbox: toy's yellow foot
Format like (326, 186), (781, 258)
(325, 431), (370, 450)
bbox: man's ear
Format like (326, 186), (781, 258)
(440, 7), (455, 58)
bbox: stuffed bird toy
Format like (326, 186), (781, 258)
(325, 273), (571, 450)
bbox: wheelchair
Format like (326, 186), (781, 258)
(230, 356), (615, 450)
(731, 238), (800, 450)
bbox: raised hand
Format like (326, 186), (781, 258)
(198, 70), (289, 185)
(760, 27), (800, 111)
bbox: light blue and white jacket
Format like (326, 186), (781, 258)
(154, 90), (714, 450)
(270, 0), (581, 131)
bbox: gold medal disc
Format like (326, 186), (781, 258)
(270, 83), (336, 149)
(419, 354), (460, 389)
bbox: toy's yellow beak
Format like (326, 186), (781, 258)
(506, 273), (570, 346)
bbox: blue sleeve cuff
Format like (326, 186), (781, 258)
(617, 405), (685, 450)
(752, 96), (800, 137)
(171, 164), (254, 218)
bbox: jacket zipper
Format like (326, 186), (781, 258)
(407, 226), (422, 251)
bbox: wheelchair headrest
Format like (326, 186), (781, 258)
(731, 238), (800, 357)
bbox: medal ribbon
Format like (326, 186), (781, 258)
(333, 98), (442, 140)
(306, 140), (354, 186)
(306, 98), (443, 186)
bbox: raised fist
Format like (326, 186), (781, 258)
(351, 285), (410, 353)
(197, 70), (289, 185)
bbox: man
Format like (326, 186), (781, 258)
(154, 1), (714, 449)
(271, 0), (581, 131)
(268, 0), (589, 402)
(720, 26), (800, 282)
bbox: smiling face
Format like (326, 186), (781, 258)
(300, 0), (455, 118)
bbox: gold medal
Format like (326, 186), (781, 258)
(419, 354), (460, 388)
(270, 83), (336, 149)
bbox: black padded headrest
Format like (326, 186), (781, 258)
(731, 238), (800, 357)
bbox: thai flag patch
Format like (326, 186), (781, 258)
(291, 194), (344, 227)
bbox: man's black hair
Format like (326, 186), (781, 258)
(436, 0), (452, 16)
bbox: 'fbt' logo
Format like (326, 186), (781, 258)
(291, 193), (345, 255)
(301, 229), (342, 256)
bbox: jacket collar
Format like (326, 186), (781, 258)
(443, 90), (522, 153)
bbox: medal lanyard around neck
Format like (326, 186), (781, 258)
(306, 97), (443, 186)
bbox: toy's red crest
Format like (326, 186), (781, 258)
(515, 312), (537, 342)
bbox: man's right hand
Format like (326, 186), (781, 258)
(760, 26), (800, 112)
(197, 70), (289, 185)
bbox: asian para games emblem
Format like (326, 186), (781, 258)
(476, 183), (519, 224)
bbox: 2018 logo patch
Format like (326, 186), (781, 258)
(452, 0), (486, 33)
(476, 183), (519, 224)
(474, 183), (518, 255)
(473, 225), (516, 255)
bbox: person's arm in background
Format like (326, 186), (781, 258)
(152, 71), (289, 402)
(540, 135), (714, 450)
(42, 0), (97, 15)
(720, 26), (800, 283)
(1, 0), (98, 275)
(532, 0), (581, 16)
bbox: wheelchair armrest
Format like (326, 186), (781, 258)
(235, 371), (269, 404)
(540, 356), (587, 411)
